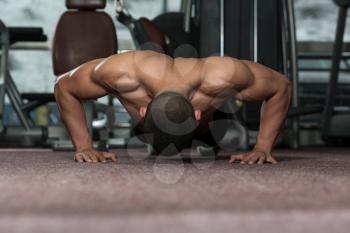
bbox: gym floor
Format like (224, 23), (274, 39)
(0, 147), (350, 233)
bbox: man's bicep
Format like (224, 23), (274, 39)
(56, 72), (109, 100)
(238, 61), (283, 102)
(239, 87), (266, 102)
(238, 78), (279, 103)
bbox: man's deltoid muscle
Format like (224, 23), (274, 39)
(54, 51), (291, 164)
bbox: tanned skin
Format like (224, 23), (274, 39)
(54, 51), (291, 164)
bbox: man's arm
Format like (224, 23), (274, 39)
(54, 59), (116, 162)
(254, 75), (291, 154)
(230, 60), (291, 164)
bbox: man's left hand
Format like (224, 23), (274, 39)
(229, 150), (277, 164)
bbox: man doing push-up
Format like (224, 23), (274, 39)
(54, 51), (291, 164)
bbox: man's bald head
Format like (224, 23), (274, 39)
(141, 91), (199, 155)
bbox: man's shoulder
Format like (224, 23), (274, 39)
(201, 56), (240, 76)
(93, 51), (168, 80)
(202, 56), (240, 65)
(114, 50), (169, 60)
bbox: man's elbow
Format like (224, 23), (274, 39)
(279, 76), (292, 101)
(54, 80), (69, 101)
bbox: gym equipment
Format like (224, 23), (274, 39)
(281, 0), (300, 148)
(224, 0), (331, 148)
(53, 0), (117, 74)
(115, 0), (193, 56)
(0, 23), (104, 148)
(0, 20), (51, 146)
(116, 0), (167, 52)
(321, 0), (350, 141)
(51, 0), (118, 150)
(224, 0), (293, 141)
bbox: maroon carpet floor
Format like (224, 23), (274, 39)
(0, 147), (350, 233)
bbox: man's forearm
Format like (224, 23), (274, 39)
(54, 84), (92, 151)
(254, 81), (291, 153)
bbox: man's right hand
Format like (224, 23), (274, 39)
(74, 148), (117, 163)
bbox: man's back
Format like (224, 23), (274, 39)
(89, 51), (255, 114)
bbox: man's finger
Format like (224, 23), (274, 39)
(244, 153), (256, 163)
(229, 154), (244, 163)
(96, 153), (107, 163)
(75, 153), (84, 162)
(257, 156), (265, 164)
(103, 152), (117, 162)
(81, 152), (92, 162)
(266, 156), (277, 164)
(247, 154), (260, 164)
(89, 152), (99, 163)
(229, 156), (236, 163)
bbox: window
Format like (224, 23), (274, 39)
(294, 0), (350, 42)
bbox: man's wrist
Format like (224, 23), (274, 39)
(75, 143), (93, 152)
(253, 144), (272, 154)
(72, 135), (93, 152)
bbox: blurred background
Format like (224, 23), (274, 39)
(0, 0), (349, 149)
(0, 0), (348, 94)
